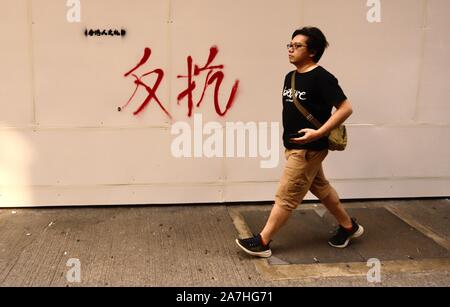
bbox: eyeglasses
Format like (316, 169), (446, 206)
(286, 43), (307, 50)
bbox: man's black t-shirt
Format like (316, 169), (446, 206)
(282, 66), (347, 150)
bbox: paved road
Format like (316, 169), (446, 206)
(0, 198), (449, 286)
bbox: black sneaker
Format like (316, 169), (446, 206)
(328, 218), (364, 248)
(235, 234), (272, 258)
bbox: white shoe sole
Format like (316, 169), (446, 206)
(235, 239), (272, 258)
(328, 225), (364, 249)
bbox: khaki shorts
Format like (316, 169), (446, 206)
(275, 149), (333, 211)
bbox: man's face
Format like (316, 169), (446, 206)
(288, 34), (313, 64)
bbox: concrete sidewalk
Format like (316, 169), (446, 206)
(0, 198), (449, 287)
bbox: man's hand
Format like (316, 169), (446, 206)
(289, 128), (323, 145)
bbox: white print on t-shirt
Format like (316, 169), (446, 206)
(283, 87), (306, 101)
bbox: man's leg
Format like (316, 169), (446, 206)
(310, 165), (352, 228)
(321, 187), (352, 229)
(310, 166), (364, 248)
(260, 149), (328, 244)
(235, 149), (327, 257)
(260, 204), (291, 245)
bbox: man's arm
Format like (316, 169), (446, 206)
(316, 99), (353, 137)
(290, 100), (353, 144)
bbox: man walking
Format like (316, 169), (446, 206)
(236, 27), (363, 258)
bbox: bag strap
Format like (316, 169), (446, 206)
(290, 71), (323, 129)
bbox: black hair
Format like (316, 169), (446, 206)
(292, 27), (329, 63)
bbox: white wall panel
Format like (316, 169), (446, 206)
(417, 0), (450, 123)
(302, 0), (424, 125)
(0, 0), (448, 207)
(32, 0), (172, 127)
(324, 125), (450, 179)
(170, 0), (300, 123)
(0, 128), (223, 186)
(3, 185), (223, 207)
(0, 0), (33, 127)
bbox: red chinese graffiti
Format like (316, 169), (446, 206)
(119, 47), (172, 119)
(120, 46), (239, 119)
(177, 46), (239, 117)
